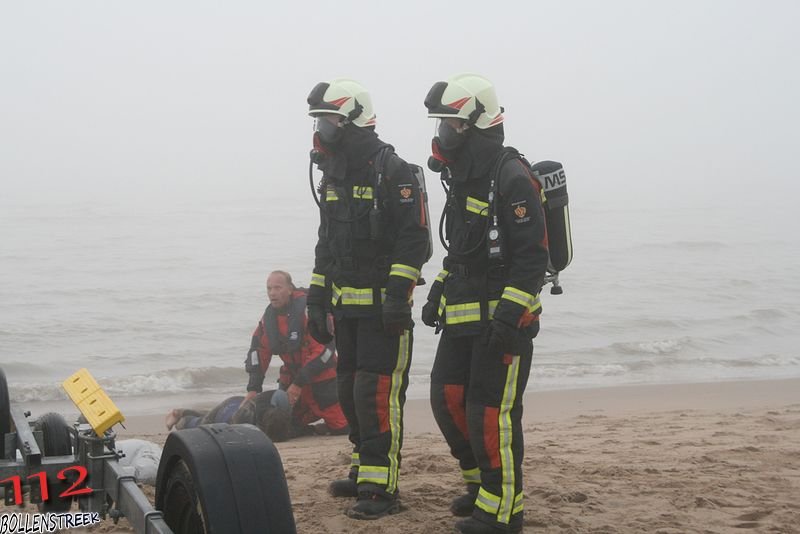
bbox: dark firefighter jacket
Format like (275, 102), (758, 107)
(427, 142), (549, 338)
(311, 129), (429, 317)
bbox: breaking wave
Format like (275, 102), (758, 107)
(8, 366), (245, 403)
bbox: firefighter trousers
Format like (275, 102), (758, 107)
(334, 315), (412, 496)
(430, 330), (532, 529)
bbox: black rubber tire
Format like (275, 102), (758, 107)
(156, 423), (296, 534)
(0, 368), (10, 440)
(35, 412), (74, 513)
(159, 459), (207, 533)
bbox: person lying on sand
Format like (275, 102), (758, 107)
(165, 389), (332, 442)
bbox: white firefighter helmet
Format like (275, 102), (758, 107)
(424, 73), (503, 129)
(307, 78), (376, 127)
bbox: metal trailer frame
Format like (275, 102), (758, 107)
(1, 406), (172, 533)
(2, 366), (297, 534)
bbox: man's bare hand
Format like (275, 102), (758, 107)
(287, 384), (302, 407)
(240, 390), (258, 408)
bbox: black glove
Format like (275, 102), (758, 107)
(307, 304), (333, 344)
(486, 319), (519, 356)
(382, 294), (412, 336)
(245, 348), (259, 373)
(529, 320), (540, 339)
(306, 283), (333, 344)
(421, 300), (439, 328)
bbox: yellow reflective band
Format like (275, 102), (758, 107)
(337, 287), (374, 305)
(501, 286), (542, 314)
(512, 492), (524, 515)
(435, 269), (449, 284)
(326, 187), (339, 201)
(441, 299), (500, 324)
(498, 355), (521, 524)
(310, 272), (326, 288)
(330, 284), (342, 306)
(331, 286), (388, 306)
(462, 467), (481, 485)
(386, 329), (411, 493)
(389, 263), (421, 282)
(351, 452), (360, 467)
(357, 465), (389, 485)
(353, 186), (374, 200)
(475, 487), (501, 515)
(445, 302), (481, 325)
(466, 196), (489, 216)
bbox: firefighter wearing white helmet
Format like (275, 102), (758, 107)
(308, 78), (377, 127)
(423, 74), (549, 534)
(304, 78), (429, 520)
(425, 73), (504, 129)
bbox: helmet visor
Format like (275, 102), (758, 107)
(314, 115), (344, 144)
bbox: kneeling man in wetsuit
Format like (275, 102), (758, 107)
(244, 270), (348, 437)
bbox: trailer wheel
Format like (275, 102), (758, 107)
(159, 459), (207, 534)
(35, 412), (74, 513)
(156, 423), (296, 534)
(0, 368), (10, 439)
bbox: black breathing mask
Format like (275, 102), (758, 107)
(427, 137), (450, 173)
(437, 119), (468, 151)
(310, 131), (330, 165)
(315, 116), (344, 145)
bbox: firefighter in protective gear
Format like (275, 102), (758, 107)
(423, 73), (549, 534)
(305, 79), (429, 519)
(245, 271), (349, 436)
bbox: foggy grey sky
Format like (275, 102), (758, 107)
(2, 0), (799, 210)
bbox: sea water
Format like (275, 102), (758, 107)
(2, 194), (799, 415)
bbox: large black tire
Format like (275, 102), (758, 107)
(156, 423), (296, 534)
(35, 412), (74, 513)
(0, 368), (10, 441)
(159, 459), (207, 533)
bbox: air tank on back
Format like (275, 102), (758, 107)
(531, 161), (573, 293)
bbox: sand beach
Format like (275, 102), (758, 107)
(10, 378), (796, 533)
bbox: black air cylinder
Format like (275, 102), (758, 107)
(531, 161), (573, 272)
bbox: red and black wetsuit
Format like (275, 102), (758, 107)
(246, 290), (347, 431)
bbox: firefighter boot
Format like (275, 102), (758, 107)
(346, 487), (401, 520)
(455, 517), (522, 534)
(450, 484), (480, 516)
(328, 475), (358, 498)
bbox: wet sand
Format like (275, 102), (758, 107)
(4, 379), (799, 533)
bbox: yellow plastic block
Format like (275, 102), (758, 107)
(62, 368), (101, 404)
(62, 368), (125, 436)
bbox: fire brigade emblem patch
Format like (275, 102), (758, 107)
(400, 187), (412, 199)
(514, 206), (527, 218)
